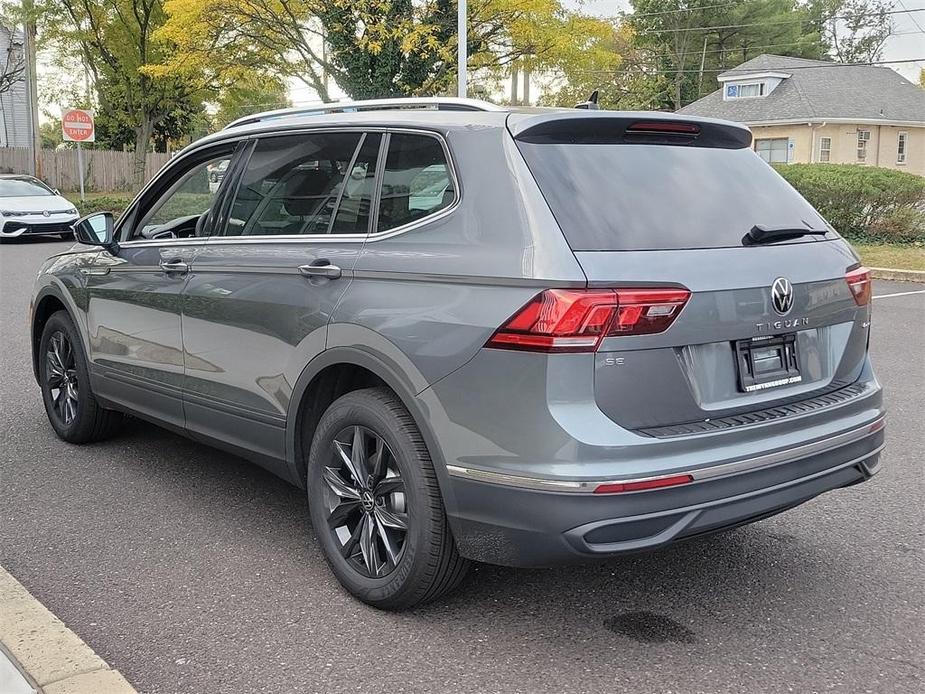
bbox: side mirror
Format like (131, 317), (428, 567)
(74, 212), (118, 252)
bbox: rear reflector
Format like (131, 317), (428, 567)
(593, 474), (694, 494)
(486, 288), (690, 353)
(845, 266), (872, 306)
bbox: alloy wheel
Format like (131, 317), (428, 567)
(46, 330), (79, 426)
(322, 425), (408, 578)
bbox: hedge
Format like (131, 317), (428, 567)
(773, 164), (925, 243)
(75, 195), (134, 219)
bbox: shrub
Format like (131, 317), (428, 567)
(773, 164), (925, 242)
(74, 195), (134, 219)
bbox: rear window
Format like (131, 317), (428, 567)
(516, 143), (831, 251)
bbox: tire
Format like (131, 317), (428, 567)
(307, 387), (469, 609)
(38, 310), (122, 443)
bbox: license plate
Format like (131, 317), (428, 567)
(735, 333), (802, 393)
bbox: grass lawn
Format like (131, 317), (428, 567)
(60, 191), (135, 201)
(853, 243), (925, 271)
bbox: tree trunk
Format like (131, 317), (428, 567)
(132, 119), (155, 189)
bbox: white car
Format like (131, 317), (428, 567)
(0, 175), (79, 240)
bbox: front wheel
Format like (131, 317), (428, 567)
(38, 311), (122, 443)
(307, 388), (469, 609)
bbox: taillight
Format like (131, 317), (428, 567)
(846, 266), (871, 306)
(486, 287), (691, 353)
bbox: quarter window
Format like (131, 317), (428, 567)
(897, 132), (907, 164)
(755, 138), (789, 164)
(377, 134), (454, 233)
(819, 137), (831, 163)
(222, 132), (368, 237)
(857, 130), (870, 161)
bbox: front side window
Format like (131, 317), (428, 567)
(222, 132), (367, 236)
(755, 138), (789, 164)
(857, 130), (870, 161)
(377, 134), (454, 233)
(134, 153), (233, 239)
(819, 137), (831, 163)
(897, 132), (907, 164)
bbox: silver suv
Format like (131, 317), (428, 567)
(30, 98), (885, 609)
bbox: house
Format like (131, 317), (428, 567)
(678, 54), (925, 176)
(0, 23), (30, 149)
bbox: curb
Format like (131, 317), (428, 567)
(869, 266), (925, 282)
(0, 567), (137, 694)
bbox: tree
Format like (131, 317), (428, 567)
(38, 0), (207, 185)
(809, 0), (894, 63)
(212, 74), (290, 128)
(158, 0), (614, 101)
(629, 0), (828, 110)
(0, 2), (25, 96)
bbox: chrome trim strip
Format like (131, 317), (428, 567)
(445, 416), (885, 493)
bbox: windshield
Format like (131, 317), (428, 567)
(516, 143), (831, 251)
(0, 178), (55, 197)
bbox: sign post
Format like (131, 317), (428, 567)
(61, 108), (96, 202)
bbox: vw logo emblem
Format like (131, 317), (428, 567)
(42, 210), (50, 217)
(771, 277), (794, 316)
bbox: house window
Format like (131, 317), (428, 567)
(755, 138), (789, 164)
(897, 132), (907, 164)
(819, 137), (831, 163)
(857, 130), (870, 161)
(725, 82), (765, 99)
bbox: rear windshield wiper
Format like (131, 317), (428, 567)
(743, 224), (829, 246)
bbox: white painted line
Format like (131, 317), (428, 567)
(0, 567), (137, 694)
(873, 289), (925, 299)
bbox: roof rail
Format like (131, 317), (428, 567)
(225, 97), (506, 129)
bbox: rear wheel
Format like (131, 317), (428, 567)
(39, 311), (122, 443)
(307, 387), (469, 609)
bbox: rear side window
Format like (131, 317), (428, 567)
(377, 134), (454, 233)
(221, 132), (364, 236)
(516, 143), (830, 251)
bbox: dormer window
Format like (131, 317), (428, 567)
(726, 82), (766, 99)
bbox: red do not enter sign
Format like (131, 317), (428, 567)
(62, 108), (95, 143)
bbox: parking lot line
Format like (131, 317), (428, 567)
(873, 289), (925, 299)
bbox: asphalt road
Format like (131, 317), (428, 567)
(2, 238), (923, 694)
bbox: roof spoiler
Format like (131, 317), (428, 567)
(509, 112), (752, 149)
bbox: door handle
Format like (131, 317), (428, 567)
(298, 261), (342, 280)
(159, 259), (189, 275)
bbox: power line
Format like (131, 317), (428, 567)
(896, 0), (925, 34)
(634, 28), (924, 62)
(566, 57), (925, 76)
(604, 7), (924, 33)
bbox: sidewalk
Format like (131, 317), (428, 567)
(0, 568), (136, 694)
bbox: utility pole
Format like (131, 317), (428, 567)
(457, 0), (467, 98)
(21, 0), (40, 177)
(510, 64), (518, 105)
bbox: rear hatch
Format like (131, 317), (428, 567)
(508, 112), (872, 433)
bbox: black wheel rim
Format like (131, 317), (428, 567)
(46, 330), (78, 426)
(322, 426), (408, 578)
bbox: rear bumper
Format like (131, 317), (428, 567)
(445, 419), (884, 567)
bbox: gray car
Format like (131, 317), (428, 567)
(29, 98), (885, 609)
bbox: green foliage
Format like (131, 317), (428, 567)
(774, 164), (925, 242)
(628, 0), (827, 109)
(75, 195), (134, 217)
